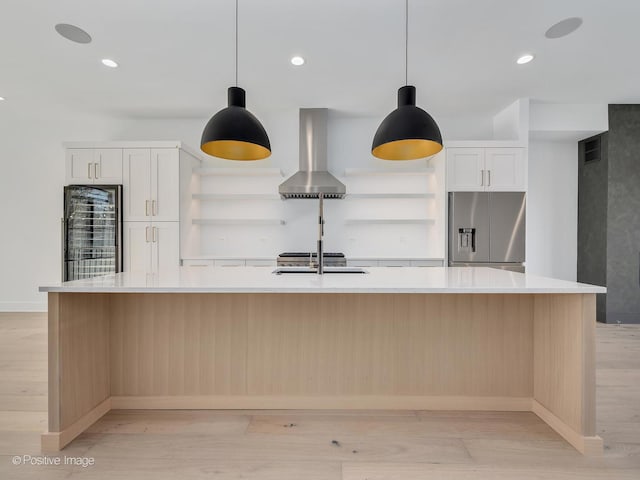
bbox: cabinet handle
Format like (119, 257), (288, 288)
(145, 226), (150, 243)
(88, 163), (92, 179)
(153, 226), (157, 243)
(488, 170), (491, 186)
(480, 170), (484, 186)
(145, 200), (150, 216)
(95, 162), (100, 179)
(152, 200), (157, 216)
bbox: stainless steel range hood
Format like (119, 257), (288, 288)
(279, 108), (346, 199)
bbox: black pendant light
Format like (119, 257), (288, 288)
(371, 0), (442, 160)
(201, 0), (271, 160)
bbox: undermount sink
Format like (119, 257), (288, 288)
(273, 267), (368, 275)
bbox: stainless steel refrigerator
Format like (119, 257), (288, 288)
(63, 185), (123, 281)
(448, 192), (526, 272)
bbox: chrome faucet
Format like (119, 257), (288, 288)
(317, 193), (324, 275)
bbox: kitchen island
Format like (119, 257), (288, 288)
(39, 267), (605, 454)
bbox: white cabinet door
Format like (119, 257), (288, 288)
(245, 259), (275, 267)
(446, 148), (485, 191)
(123, 149), (152, 222)
(348, 260), (379, 267)
(123, 222), (152, 273)
(484, 148), (526, 191)
(151, 148), (180, 222)
(152, 222), (180, 272)
(215, 259), (245, 267)
(379, 260), (412, 267)
(94, 149), (123, 184)
(66, 149), (94, 184)
(410, 259), (444, 267)
(182, 259), (214, 268)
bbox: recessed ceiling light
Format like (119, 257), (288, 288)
(55, 24), (92, 44)
(516, 54), (534, 65)
(101, 59), (118, 68)
(0, 97), (5, 101)
(545, 17), (583, 39)
(290, 56), (305, 66)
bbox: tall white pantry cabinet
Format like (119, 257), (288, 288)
(64, 142), (201, 275)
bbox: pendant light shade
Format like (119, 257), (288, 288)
(201, 87), (271, 160)
(200, 0), (271, 161)
(371, 0), (443, 160)
(372, 86), (442, 160)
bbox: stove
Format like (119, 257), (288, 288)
(277, 252), (347, 267)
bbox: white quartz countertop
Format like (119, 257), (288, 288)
(39, 267), (606, 294)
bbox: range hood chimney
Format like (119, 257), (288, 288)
(279, 108), (346, 199)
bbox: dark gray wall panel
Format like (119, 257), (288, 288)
(606, 105), (640, 324)
(577, 133), (608, 322)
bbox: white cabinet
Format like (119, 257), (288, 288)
(378, 259), (412, 267)
(154, 222), (181, 271)
(151, 149), (181, 222)
(66, 148), (123, 184)
(123, 149), (151, 221)
(182, 258), (275, 268)
(124, 221), (180, 274)
(122, 149), (181, 273)
(446, 147), (525, 192)
(484, 148), (526, 191)
(66, 149), (93, 184)
(348, 259), (444, 267)
(123, 148), (180, 222)
(214, 259), (245, 267)
(446, 148), (485, 191)
(245, 259), (276, 267)
(182, 259), (214, 269)
(123, 222), (152, 273)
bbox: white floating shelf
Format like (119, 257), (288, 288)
(193, 193), (281, 200)
(194, 167), (284, 177)
(346, 193), (435, 199)
(193, 219), (286, 226)
(345, 218), (436, 225)
(343, 167), (435, 176)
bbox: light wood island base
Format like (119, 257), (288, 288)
(42, 290), (601, 454)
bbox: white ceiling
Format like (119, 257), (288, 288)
(2, 0), (640, 120)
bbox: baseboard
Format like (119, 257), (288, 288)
(41, 397), (111, 451)
(532, 399), (603, 456)
(40, 396), (600, 456)
(605, 313), (640, 324)
(0, 302), (47, 312)
(111, 395), (533, 411)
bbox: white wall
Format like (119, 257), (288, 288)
(526, 140), (578, 281)
(0, 103), (119, 311)
(530, 103), (608, 137)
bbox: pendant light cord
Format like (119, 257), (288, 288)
(405, 0), (408, 85)
(235, 0), (239, 87)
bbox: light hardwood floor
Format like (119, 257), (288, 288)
(0, 312), (638, 479)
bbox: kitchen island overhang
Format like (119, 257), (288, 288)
(39, 267), (606, 455)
